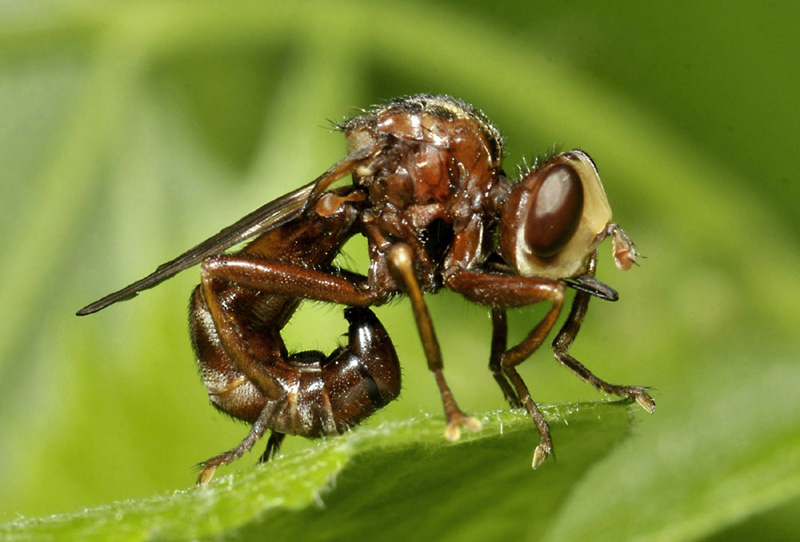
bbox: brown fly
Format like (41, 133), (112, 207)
(78, 94), (653, 484)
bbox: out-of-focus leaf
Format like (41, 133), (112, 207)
(546, 360), (800, 541)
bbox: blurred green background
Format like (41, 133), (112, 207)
(1, 1), (799, 539)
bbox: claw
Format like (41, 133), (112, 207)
(444, 422), (461, 442)
(196, 465), (217, 486)
(532, 441), (552, 469)
(635, 393), (656, 414)
(444, 414), (482, 441)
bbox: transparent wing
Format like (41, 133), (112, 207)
(77, 148), (373, 315)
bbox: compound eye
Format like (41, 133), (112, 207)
(524, 164), (584, 258)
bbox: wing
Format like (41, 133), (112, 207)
(76, 147), (374, 316)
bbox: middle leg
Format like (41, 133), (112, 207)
(497, 294), (565, 468)
(388, 243), (482, 441)
(446, 266), (567, 467)
(489, 309), (521, 408)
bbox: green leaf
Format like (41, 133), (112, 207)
(546, 361), (800, 542)
(0, 403), (635, 541)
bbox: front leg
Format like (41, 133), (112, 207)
(551, 256), (655, 413)
(448, 254), (654, 469)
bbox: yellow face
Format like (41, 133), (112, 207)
(500, 150), (613, 280)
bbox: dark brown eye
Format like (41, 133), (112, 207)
(524, 164), (584, 258)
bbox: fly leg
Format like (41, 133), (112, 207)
(259, 432), (286, 463)
(194, 258), (390, 483)
(494, 292), (564, 469)
(445, 267), (567, 467)
(196, 401), (283, 485)
(388, 243), (482, 441)
(552, 256), (655, 413)
(193, 196), (395, 484)
(193, 268), (292, 485)
(489, 309), (521, 408)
